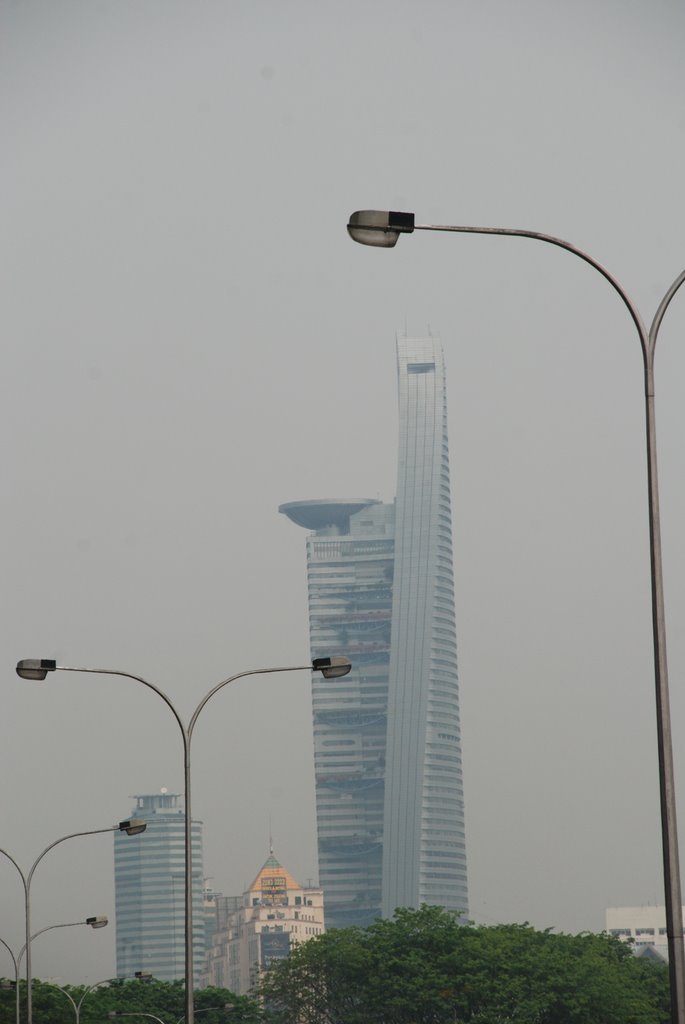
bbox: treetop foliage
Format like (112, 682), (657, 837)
(258, 904), (670, 1024)
(0, 908), (669, 1024)
(0, 978), (260, 1024)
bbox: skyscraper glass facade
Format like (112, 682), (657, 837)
(281, 336), (468, 926)
(383, 337), (468, 916)
(279, 499), (394, 927)
(114, 792), (205, 981)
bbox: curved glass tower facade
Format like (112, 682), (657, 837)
(280, 335), (468, 926)
(114, 792), (205, 980)
(382, 337), (467, 916)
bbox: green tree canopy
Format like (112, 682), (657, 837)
(0, 977), (261, 1024)
(259, 905), (670, 1024)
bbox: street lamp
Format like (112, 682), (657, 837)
(109, 1008), (233, 1024)
(50, 972), (148, 1024)
(1, 823), (144, 1024)
(0, 917), (108, 1024)
(16, 655), (351, 1024)
(347, 207), (685, 1024)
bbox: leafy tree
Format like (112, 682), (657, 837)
(0, 977), (260, 1024)
(259, 905), (670, 1024)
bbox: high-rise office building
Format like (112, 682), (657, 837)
(280, 336), (468, 927)
(279, 498), (394, 927)
(114, 791), (205, 981)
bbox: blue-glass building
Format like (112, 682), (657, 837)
(114, 792), (205, 980)
(280, 336), (468, 928)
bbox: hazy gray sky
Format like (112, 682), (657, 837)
(3, 0), (685, 985)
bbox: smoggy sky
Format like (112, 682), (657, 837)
(2, 0), (685, 985)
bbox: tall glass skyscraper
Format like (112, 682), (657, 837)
(280, 336), (468, 927)
(114, 792), (205, 981)
(383, 337), (467, 916)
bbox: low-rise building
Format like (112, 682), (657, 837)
(203, 851), (324, 994)
(605, 905), (678, 960)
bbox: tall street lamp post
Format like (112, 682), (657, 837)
(1, 917), (107, 1024)
(1, 823), (144, 1024)
(16, 655), (351, 1024)
(347, 208), (685, 1024)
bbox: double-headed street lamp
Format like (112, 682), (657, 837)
(16, 655), (351, 1024)
(0, 916), (107, 1024)
(51, 972), (150, 1024)
(1, 822), (144, 1024)
(347, 208), (685, 1024)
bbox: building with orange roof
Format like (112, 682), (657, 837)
(202, 851), (324, 994)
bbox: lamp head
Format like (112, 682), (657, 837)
(16, 658), (57, 681)
(119, 818), (147, 836)
(313, 656), (352, 679)
(347, 210), (415, 247)
(86, 915), (108, 929)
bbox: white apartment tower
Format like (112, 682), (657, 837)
(280, 336), (468, 926)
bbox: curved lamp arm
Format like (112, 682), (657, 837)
(414, 221), (652, 367)
(0, 936), (18, 976)
(650, 269), (685, 346)
(0, 848), (27, 896)
(51, 985), (78, 1019)
(42, 666), (187, 744)
(109, 1014), (166, 1023)
(17, 918), (106, 969)
(187, 664), (313, 739)
(26, 828), (119, 891)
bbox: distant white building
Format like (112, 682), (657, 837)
(605, 906), (680, 960)
(202, 851), (324, 994)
